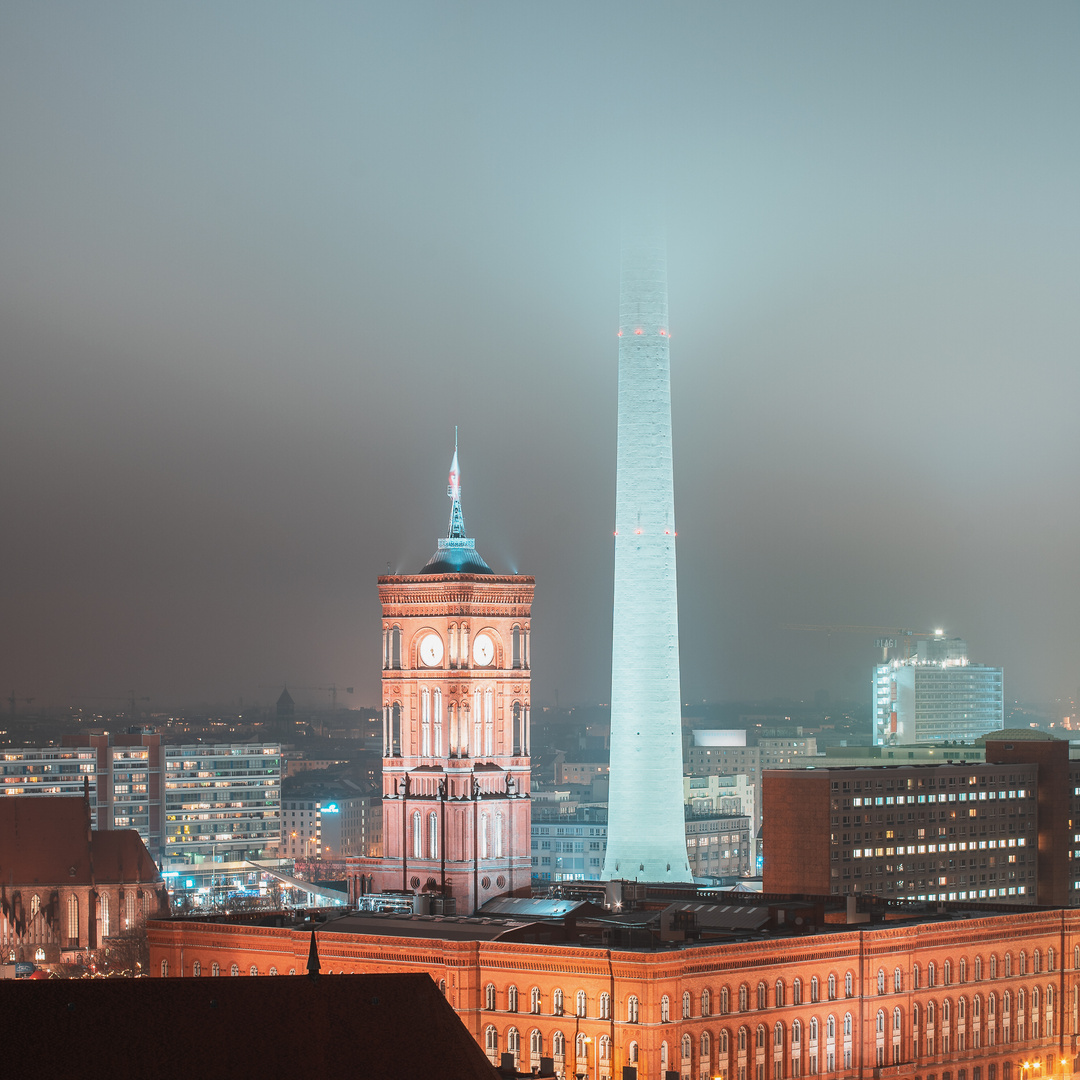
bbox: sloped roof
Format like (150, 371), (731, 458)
(0, 797), (160, 886)
(0, 971), (498, 1080)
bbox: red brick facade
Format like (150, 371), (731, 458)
(150, 906), (1080, 1080)
(349, 572), (535, 914)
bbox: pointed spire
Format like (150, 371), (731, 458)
(419, 433), (494, 575)
(306, 929), (321, 979)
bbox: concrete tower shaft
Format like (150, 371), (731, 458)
(603, 230), (692, 883)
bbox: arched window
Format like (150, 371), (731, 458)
(701, 988), (711, 1016)
(485, 983), (496, 1011)
(433, 689), (442, 756)
(701, 1031), (711, 1058)
(230, 964), (239, 977)
(928, 962), (936, 987)
(1019, 951), (1026, 975)
(508, 985), (519, 1013)
(877, 968), (885, 994)
(553, 1031), (565, 1058)
(428, 812), (438, 860)
(66, 894), (78, 945)
(627, 995), (639, 1023)
(975, 955), (983, 981)
(660, 1041), (668, 1067)
(756, 1025), (766, 1049)
(844, 1014), (852, 1037)
(682, 1033), (692, 1059)
(810, 1018), (818, 1041)
(484, 688), (494, 756)
(599, 1035), (610, 1062)
(811, 976), (820, 1003)
(1004, 953), (1012, 977)
(774, 1021), (784, 1048)
(160, 959), (168, 977)
(721, 986), (730, 1013)
(628, 1041), (638, 1064)
(600, 992), (610, 1020)
(512, 702), (522, 756)
(507, 1028), (520, 1058)
(683, 991), (691, 1019)
(792, 1019), (802, 1045)
(530, 1030), (543, 1057)
(125, 890), (135, 930)
(269, 966), (278, 976)
(943, 1000), (951, 1022)
(390, 702), (402, 755)
(421, 688), (431, 756)
(895, 967), (903, 993)
(877, 1010), (885, 1033)
(845, 971), (853, 998)
(576, 990), (587, 1018)
(719, 1030), (729, 1053)
(212, 962), (220, 977)
(412, 811), (423, 859)
(553, 988), (564, 1015)
(959, 957), (967, 983)
(530, 986), (541, 1014)
(894, 1007), (902, 1033)
(758, 981), (767, 1009)
(927, 1001), (935, 1025)
(576, 1033), (589, 1059)
(739, 984), (750, 1011)
(828, 974), (837, 1001)
(991, 954), (997, 979)
(914, 963), (921, 989)
(249, 965), (258, 976)
(913, 1002), (920, 1028)
(775, 979), (785, 1007)
(390, 625), (402, 668)
(494, 810), (503, 858)
(512, 625), (522, 669)
(944, 959), (951, 985)
(959, 998), (966, 1020)
(827, 1016), (835, 1040)
(974, 995), (981, 1019)
(660, 995), (670, 1022)
(1047, 947), (1055, 972)
(100, 892), (110, 939)
(793, 977), (802, 1005)
(479, 811), (489, 859)
(738, 1027), (747, 1051)
(193, 960), (201, 977)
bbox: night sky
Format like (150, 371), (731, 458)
(3, 3), (1079, 711)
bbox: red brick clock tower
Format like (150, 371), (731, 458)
(351, 446), (534, 915)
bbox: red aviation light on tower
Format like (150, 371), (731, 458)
(634, 328), (644, 335)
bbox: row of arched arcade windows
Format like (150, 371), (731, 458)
(382, 624), (530, 671)
(384, 694), (529, 759)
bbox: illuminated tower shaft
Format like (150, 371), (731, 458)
(602, 230), (691, 883)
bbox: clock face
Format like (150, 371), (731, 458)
(419, 632), (444, 667)
(472, 632), (495, 667)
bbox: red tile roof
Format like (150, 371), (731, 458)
(0, 797), (160, 886)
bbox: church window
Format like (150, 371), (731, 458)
(429, 812), (438, 860)
(67, 894), (78, 945)
(100, 892), (110, 939)
(412, 811), (423, 859)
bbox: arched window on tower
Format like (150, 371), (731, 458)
(100, 892), (110, 939)
(391, 626), (402, 669)
(412, 811), (423, 859)
(512, 625), (522, 669)
(421, 689), (431, 756)
(429, 812), (438, 860)
(484, 689), (494, 756)
(512, 702), (522, 756)
(433, 689), (443, 757)
(480, 812), (489, 859)
(391, 703), (402, 756)
(473, 691), (482, 755)
(494, 811), (503, 858)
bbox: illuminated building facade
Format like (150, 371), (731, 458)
(150, 902), (1080, 1080)
(162, 744), (281, 872)
(282, 780), (380, 861)
(764, 733), (1079, 905)
(349, 448), (534, 914)
(604, 229), (691, 884)
(0, 746), (98, 816)
(874, 635), (1004, 746)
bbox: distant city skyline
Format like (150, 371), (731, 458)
(2, 3), (1079, 709)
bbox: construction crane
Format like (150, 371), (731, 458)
(7, 691), (35, 718)
(781, 624), (945, 661)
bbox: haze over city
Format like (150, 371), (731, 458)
(3, 2), (1079, 711)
